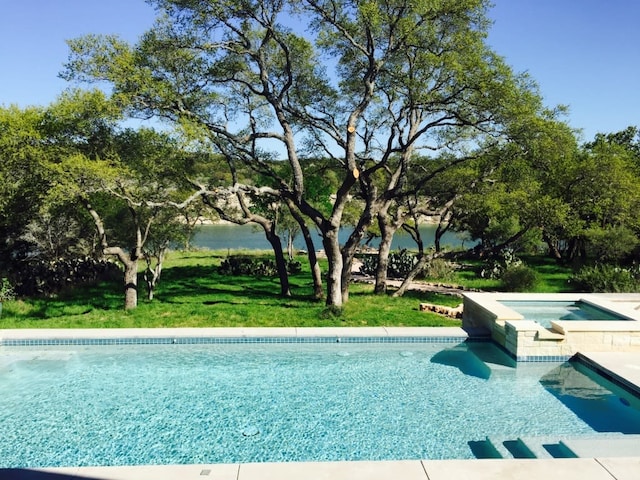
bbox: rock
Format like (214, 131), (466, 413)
(419, 302), (463, 319)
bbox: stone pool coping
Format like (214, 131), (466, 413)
(0, 326), (472, 345)
(2, 327), (640, 480)
(462, 293), (640, 360)
(463, 292), (640, 324)
(3, 457), (639, 480)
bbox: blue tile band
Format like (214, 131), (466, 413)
(0, 335), (469, 347)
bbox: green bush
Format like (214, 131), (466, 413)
(0, 278), (16, 301)
(569, 264), (640, 292)
(500, 265), (540, 292)
(423, 258), (457, 282)
(287, 260), (303, 274)
(219, 256), (302, 277)
(358, 249), (416, 278)
(11, 258), (120, 297)
(480, 248), (522, 280)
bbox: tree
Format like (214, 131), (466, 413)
(43, 90), (204, 309)
(0, 105), (53, 273)
(446, 115), (580, 259)
(63, 0), (544, 307)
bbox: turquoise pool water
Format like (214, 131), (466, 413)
(500, 300), (629, 328)
(1, 341), (639, 467)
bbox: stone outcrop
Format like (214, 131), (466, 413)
(419, 302), (464, 319)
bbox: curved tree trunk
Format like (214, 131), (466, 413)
(262, 222), (291, 298)
(542, 231), (563, 261)
(340, 201), (377, 304)
(373, 204), (407, 294)
(322, 225), (343, 307)
(122, 257), (139, 309)
(286, 199), (323, 299)
(374, 224), (394, 294)
(392, 253), (431, 298)
(393, 214), (428, 298)
(301, 227), (323, 300)
(84, 199), (141, 310)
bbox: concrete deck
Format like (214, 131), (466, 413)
(2, 458), (639, 480)
(1, 328), (640, 480)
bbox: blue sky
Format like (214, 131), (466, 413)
(1, 0), (638, 142)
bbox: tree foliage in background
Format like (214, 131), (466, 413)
(62, 0), (546, 306)
(0, 91), (208, 307)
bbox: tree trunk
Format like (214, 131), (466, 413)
(322, 226), (343, 307)
(123, 257), (138, 309)
(300, 228), (323, 300)
(263, 224), (291, 297)
(373, 205), (407, 294)
(84, 200), (141, 310)
(434, 218), (452, 253)
(392, 253), (431, 297)
(143, 248), (166, 301)
(285, 199), (323, 299)
(542, 231), (563, 261)
(374, 225), (395, 294)
(339, 205), (376, 304)
(287, 232), (294, 260)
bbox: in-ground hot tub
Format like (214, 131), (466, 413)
(499, 300), (631, 328)
(462, 293), (640, 360)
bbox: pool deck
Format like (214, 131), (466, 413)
(3, 457), (640, 480)
(1, 327), (640, 480)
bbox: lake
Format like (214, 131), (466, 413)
(192, 223), (472, 251)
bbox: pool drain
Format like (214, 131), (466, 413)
(242, 425), (260, 437)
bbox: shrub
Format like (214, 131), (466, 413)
(423, 258), (457, 282)
(287, 260), (303, 274)
(500, 265), (540, 292)
(0, 278), (16, 301)
(569, 264), (640, 293)
(219, 256), (275, 276)
(13, 258), (121, 297)
(358, 249), (417, 278)
(480, 248), (522, 279)
(358, 254), (377, 276)
(219, 256), (302, 277)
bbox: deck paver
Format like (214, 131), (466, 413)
(237, 460), (427, 480)
(421, 458), (617, 480)
(596, 457), (640, 480)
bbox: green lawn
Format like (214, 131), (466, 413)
(0, 250), (573, 329)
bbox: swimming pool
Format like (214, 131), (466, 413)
(1, 341), (639, 468)
(500, 300), (629, 328)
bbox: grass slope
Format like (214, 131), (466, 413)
(1, 251), (466, 329)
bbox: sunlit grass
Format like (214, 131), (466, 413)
(0, 250), (573, 329)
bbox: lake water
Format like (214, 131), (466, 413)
(192, 223), (471, 251)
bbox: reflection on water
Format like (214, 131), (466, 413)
(540, 362), (640, 434)
(431, 342), (516, 380)
(192, 223), (471, 251)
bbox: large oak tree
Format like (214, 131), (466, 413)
(63, 0), (543, 306)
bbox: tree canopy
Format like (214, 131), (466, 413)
(62, 0), (549, 306)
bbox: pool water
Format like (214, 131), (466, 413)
(500, 300), (628, 328)
(1, 342), (639, 467)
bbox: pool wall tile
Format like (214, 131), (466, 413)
(0, 335), (470, 347)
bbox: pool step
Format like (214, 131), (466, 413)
(479, 437), (568, 459)
(559, 435), (640, 458)
(476, 434), (640, 459)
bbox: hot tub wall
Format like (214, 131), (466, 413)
(463, 293), (640, 360)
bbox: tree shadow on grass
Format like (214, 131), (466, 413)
(157, 265), (315, 305)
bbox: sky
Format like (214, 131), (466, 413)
(1, 0), (638, 143)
